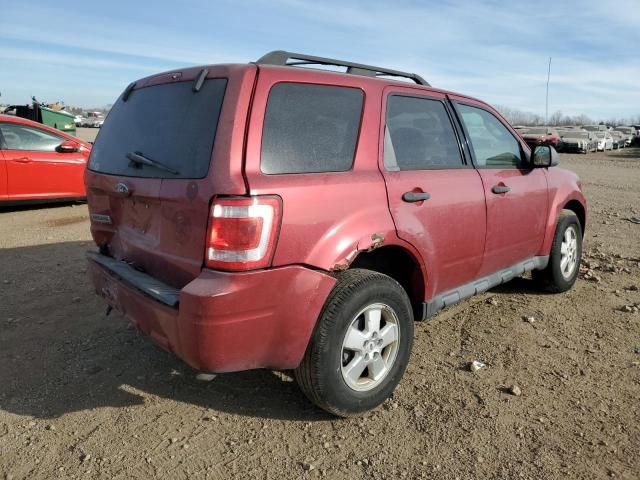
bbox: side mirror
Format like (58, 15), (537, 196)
(56, 140), (79, 153)
(532, 145), (559, 167)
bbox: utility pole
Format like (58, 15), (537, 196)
(545, 57), (552, 128)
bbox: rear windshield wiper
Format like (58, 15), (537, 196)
(126, 151), (180, 175)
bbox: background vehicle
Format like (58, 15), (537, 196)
(80, 112), (105, 128)
(519, 126), (562, 150)
(582, 124), (608, 133)
(613, 126), (635, 147)
(85, 51), (586, 417)
(595, 131), (614, 151)
(81, 118), (104, 128)
(587, 131), (599, 151)
(610, 130), (625, 149)
(557, 127), (591, 153)
(0, 114), (91, 203)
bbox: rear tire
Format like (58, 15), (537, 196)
(533, 210), (582, 293)
(295, 269), (414, 417)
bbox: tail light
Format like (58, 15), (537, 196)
(205, 196), (282, 271)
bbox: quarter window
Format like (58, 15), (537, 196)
(261, 83), (363, 174)
(384, 95), (462, 170)
(457, 104), (522, 167)
(0, 123), (63, 151)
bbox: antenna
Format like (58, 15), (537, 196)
(545, 57), (552, 128)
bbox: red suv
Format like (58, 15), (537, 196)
(86, 51), (586, 417)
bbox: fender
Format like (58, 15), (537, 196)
(540, 167), (587, 255)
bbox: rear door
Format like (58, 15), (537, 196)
(451, 98), (548, 275)
(379, 86), (487, 298)
(85, 65), (255, 288)
(0, 122), (85, 199)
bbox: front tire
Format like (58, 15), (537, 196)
(533, 210), (582, 292)
(295, 269), (414, 417)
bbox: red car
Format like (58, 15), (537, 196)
(520, 127), (562, 150)
(85, 51), (586, 416)
(0, 114), (91, 204)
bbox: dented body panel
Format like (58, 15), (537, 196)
(88, 257), (336, 372)
(244, 67), (398, 273)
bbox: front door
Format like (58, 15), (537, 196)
(451, 98), (548, 275)
(0, 150), (7, 200)
(0, 122), (85, 199)
(379, 87), (487, 300)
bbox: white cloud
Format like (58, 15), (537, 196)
(0, 47), (167, 72)
(1, 0), (638, 117)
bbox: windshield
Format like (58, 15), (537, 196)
(88, 79), (227, 178)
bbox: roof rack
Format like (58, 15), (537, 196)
(256, 50), (430, 86)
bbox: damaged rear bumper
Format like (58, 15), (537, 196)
(87, 252), (336, 373)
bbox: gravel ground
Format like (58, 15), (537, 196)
(1, 149), (639, 479)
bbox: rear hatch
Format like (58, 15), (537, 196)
(85, 66), (252, 288)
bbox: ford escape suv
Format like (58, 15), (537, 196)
(86, 51), (586, 417)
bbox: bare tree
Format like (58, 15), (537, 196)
(491, 105), (637, 127)
(548, 110), (563, 126)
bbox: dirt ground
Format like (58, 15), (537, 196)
(75, 127), (99, 144)
(1, 149), (639, 480)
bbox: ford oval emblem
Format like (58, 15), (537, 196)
(115, 182), (130, 196)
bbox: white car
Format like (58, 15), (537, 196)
(595, 132), (613, 151)
(81, 117), (104, 128)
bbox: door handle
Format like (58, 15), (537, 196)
(402, 191), (431, 203)
(14, 157), (32, 163)
(491, 185), (511, 194)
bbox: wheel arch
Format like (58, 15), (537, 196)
(563, 199), (586, 237)
(348, 244), (427, 321)
(540, 189), (587, 256)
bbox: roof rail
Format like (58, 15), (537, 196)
(256, 50), (430, 86)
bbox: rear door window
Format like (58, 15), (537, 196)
(384, 95), (463, 170)
(260, 83), (363, 174)
(88, 79), (227, 178)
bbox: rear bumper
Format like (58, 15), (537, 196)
(87, 252), (336, 373)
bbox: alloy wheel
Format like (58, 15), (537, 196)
(560, 225), (578, 279)
(340, 303), (400, 392)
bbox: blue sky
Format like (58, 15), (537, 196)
(1, 0), (638, 120)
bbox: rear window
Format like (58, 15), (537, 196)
(88, 79), (227, 178)
(260, 83), (363, 174)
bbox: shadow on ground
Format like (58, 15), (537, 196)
(0, 241), (571, 421)
(489, 275), (553, 296)
(0, 241), (331, 421)
(0, 199), (84, 213)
